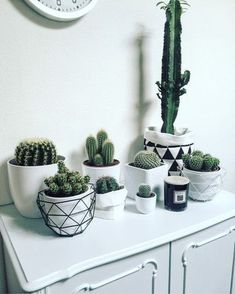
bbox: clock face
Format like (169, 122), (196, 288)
(24, 0), (98, 21)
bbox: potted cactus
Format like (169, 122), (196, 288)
(182, 151), (225, 201)
(37, 161), (95, 236)
(95, 176), (127, 220)
(144, 0), (194, 176)
(124, 150), (168, 200)
(82, 129), (120, 184)
(7, 138), (64, 218)
(135, 184), (156, 214)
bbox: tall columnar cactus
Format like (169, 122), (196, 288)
(102, 140), (114, 165)
(44, 161), (90, 197)
(86, 136), (97, 164)
(15, 138), (57, 166)
(134, 151), (161, 169)
(97, 129), (108, 153)
(156, 0), (190, 134)
(85, 130), (115, 166)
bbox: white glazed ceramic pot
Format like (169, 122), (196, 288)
(144, 127), (194, 176)
(182, 167), (225, 201)
(124, 163), (168, 201)
(95, 187), (128, 220)
(82, 160), (121, 184)
(7, 156), (65, 218)
(39, 185), (95, 236)
(135, 192), (156, 214)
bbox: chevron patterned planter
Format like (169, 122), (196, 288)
(144, 127), (194, 176)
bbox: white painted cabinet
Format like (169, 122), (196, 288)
(0, 191), (234, 294)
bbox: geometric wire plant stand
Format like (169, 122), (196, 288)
(179, 167), (226, 202)
(37, 185), (96, 237)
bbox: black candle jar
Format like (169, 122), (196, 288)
(164, 176), (189, 211)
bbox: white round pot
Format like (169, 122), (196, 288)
(144, 127), (194, 176)
(95, 187), (128, 220)
(135, 192), (156, 214)
(7, 156), (64, 218)
(40, 185), (95, 236)
(82, 160), (121, 184)
(182, 167), (225, 201)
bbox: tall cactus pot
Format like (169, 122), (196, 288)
(144, 127), (194, 176)
(7, 156), (65, 218)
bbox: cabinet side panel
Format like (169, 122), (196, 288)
(0, 234), (7, 294)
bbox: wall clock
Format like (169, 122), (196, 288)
(23, 0), (98, 22)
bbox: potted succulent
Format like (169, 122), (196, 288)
(136, 184), (156, 214)
(7, 138), (64, 218)
(37, 161), (96, 236)
(95, 176), (127, 220)
(182, 150), (225, 201)
(124, 150), (168, 200)
(144, 0), (194, 176)
(82, 129), (120, 184)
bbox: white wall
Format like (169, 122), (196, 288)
(0, 0), (234, 203)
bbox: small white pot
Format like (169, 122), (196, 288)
(95, 187), (128, 220)
(182, 167), (225, 201)
(7, 156), (64, 218)
(135, 193), (156, 214)
(40, 186), (95, 235)
(144, 127), (194, 176)
(82, 160), (121, 184)
(124, 163), (168, 201)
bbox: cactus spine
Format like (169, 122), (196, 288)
(15, 138), (57, 166)
(85, 130), (116, 166)
(157, 0), (190, 134)
(134, 151), (161, 169)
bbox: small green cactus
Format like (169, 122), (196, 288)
(85, 130), (116, 167)
(15, 138), (57, 166)
(138, 184), (151, 197)
(183, 151), (221, 172)
(96, 176), (121, 194)
(44, 161), (90, 197)
(134, 151), (161, 169)
(86, 136), (97, 164)
(189, 155), (203, 171)
(102, 140), (114, 165)
(97, 129), (108, 152)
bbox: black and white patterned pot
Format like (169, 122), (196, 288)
(144, 127), (194, 176)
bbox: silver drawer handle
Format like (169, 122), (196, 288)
(182, 226), (235, 294)
(74, 259), (158, 293)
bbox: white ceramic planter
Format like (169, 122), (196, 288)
(40, 186), (95, 236)
(124, 163), (168, 201)
(135, 193), (156, 214)
(7, 156), (65, 218)
(82, 160), (121, 184)
(95, 187), (128, 220)
(144, 127), (194, 176)
(182, 167), (225, 201)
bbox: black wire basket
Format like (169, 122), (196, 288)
(37, 185), (96, 237)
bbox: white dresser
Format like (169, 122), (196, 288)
(0, 191), (234, 294)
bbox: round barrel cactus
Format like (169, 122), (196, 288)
(134, 151), (161, 169)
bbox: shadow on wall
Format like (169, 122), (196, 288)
(127, 26), (153, 163)
(8, 0), (80, 29)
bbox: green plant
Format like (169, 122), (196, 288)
(96, 176), (122, 194)
(182, 151), (220, 172)
(85, 130), (116, 166)
(44, 161), (90, 197)
(134, 151), (161, 169)
(15, 138), (57, 166)
(138, 184), (152, 197)
(156, 0), (190, 134)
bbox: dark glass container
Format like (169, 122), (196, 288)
(164, 176), (189, 211)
